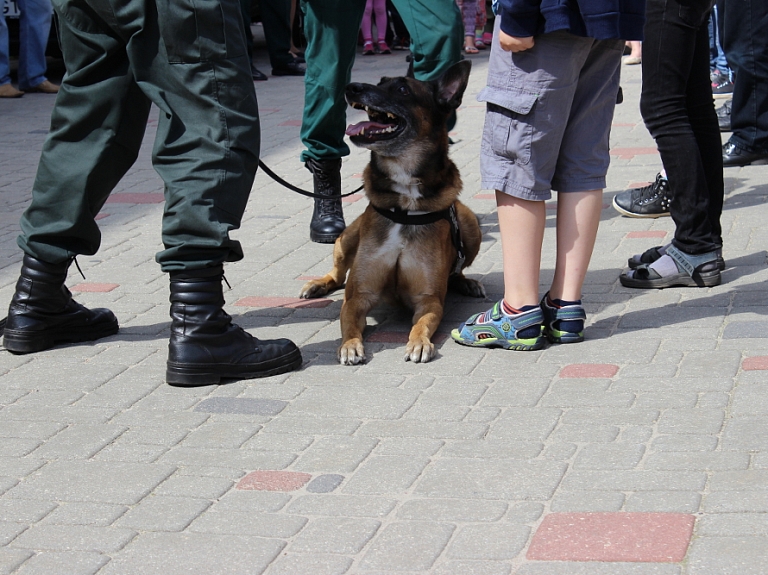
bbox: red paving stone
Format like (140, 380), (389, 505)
(610, 147), (659, 160)
(474, 193), (496, 200)
(236, 470), (312, 492)
(742, 356), (768, 371)
(627, 181), (652, 189)
(527, 512), (695, 562)
(71, 283), (119, 293)
(234, 296), (332, 309)
(105, 193), (164, 204)
(343, 193), (363, 204)
(94, 213), (110, 221)
(278, 119), (302, 127)
(560, 363), (619, 378)
(626, 231), (668, 239)
(367, 331), (449, 344)
(295, 275), (323, 281)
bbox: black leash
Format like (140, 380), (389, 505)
(258, 160), (363, 199)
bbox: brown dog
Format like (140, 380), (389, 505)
(299, 60), (484, 364)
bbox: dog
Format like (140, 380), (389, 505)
(299, 60), (484, 365)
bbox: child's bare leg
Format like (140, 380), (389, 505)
(497, 190), (546, 308)
(550, 189), (603, 301)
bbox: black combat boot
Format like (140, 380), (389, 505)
(306, 158), (346, 243)
(2, 255), (118, 354)
(166, 267), (302, 386)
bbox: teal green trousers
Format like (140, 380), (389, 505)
(299, 0), (463, 161)
(18, 0), (261, 272)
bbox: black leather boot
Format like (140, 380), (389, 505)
(2, 255), (118, 354)
(306, 158), (346, 243)
(166, 267), (302, 386)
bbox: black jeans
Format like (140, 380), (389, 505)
(640, 0), (723, 255)
(722, 0), (768, 153)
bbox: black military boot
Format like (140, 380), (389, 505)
(2, 255), (118, 354)
(166, 267), (302, 386)
(306, 158), (345, 243)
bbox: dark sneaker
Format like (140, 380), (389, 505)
(711, 71), (734, 96)
(716, 100), (731, 132)
(612, 173), (671, 218)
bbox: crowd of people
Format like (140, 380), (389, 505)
(1, 0), (766, 382)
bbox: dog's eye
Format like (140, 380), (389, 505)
(398, 85), (410, 96)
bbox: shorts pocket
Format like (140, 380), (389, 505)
(479, 87), (538, 166)
(157, 0), (246, 63)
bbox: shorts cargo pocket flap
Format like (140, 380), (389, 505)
(478, 87), (538, 115)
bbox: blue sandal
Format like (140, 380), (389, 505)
(540, 293), (586, 343)
(451, 301), (544, 350)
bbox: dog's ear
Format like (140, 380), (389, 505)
(435, 60), (471, 110)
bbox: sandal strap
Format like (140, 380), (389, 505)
(665, 245), (718, 277)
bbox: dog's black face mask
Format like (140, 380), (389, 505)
(344, 60), (471, 157)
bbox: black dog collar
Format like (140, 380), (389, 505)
(373, 204), (467, 274)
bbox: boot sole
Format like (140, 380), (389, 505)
(310, 231), (341, 244)
(166, 348), (303, 386)
(612, 197), (670, 219)
(2, 320), (119, 354)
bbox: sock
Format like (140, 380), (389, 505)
(648, 254), (679, 277)
(500, 300), (541, 339)
(546, 295), (584, 334)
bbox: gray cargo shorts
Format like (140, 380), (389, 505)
(479, 25), (623, 201)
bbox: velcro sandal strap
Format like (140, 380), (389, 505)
(665, 245), (718, 277)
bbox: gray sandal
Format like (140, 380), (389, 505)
(628, 243), (725, 271)
(620, 245), (722, 288)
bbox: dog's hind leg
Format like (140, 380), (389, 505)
(405, 295), (444, 363)
(300, 218), (362, 299)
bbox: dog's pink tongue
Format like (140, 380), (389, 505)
(345, 121), (392, 137)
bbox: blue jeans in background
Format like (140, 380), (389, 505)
(708, 5), (729, 77)
(0, 0), (52, 89)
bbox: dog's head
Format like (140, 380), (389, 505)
(344, 60), (471, 157)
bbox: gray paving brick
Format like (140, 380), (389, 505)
(572, 443), (645, 470)
(113, 496), (211, 532)
(31, 424), (127, 460)
(261, 416), (362, 436)
(703, 492), (768, 513)
(343, 456), (430, 495)
(540, 442), (578, 461)
(176, 421), (262, 449)
(357, 420), (488, 440)
(189, 510), (307, 537)
(359, 521), (455, 571)
(0, 420), (66, 441)
(97, 532), (285, 575)
(0, 521), (26, 546)
(721, 416), (768, 451)
(645, 452), (749, 471)
(397, 499), (507, 522)
(516, 562), (681, 575)
(0, 549), (33, 575)
(40, 503), (126, 526)
(211, 490), (291, 513)
(550, 423), (620, 443)
(560, 470), (706, 491)
(485, 408), (562, 441)
(194, 397), (288, 415)
(560, 407), (660, 426)
(0, 439), (40, 458)
(446, 524), (529, 560)
(284, 386), (419, 419)
(550, 490), (625, 512)
(651, 434), (718, 451)
(287, 517), (380, 554)
(265, 554), (353, 575)
(657, 408), (725, 434)
(287, 495), (396, 518)
(306, 474), (344, 493)
(441, 439), (542, 459)
(292, 436), (378, 473)
(6, 461), (175, 504)
(156, 446), (296, 470)
(687, 536), (768, 575)
(696, 513), (768, 536)
(709, 470), (768, 491)
(12, 551), (108, 575)
(374, 438), (444, 457)
(241, 432), (315, 452)
(11, 524), (135, 552)
(623, 490), (701, 513)
(414, 459), (566, 500)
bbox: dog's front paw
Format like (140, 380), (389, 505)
(405, 338), (436, 363)
(338, 339), (366, 365)
(299, 280), (329, 299)
(449, 275), (486, 298)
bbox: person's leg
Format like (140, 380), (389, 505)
(361, 0), (374, 44)
(260, 0), (296, 72)
(0, 14), (11, 86)
(372, 0), (389, 51)
(390, 0), (462, 80)
(722, 0), (768, 155)
(299, 0), (366, 243)
(460, 0), (478, 53)
(16, 0), (52, 90)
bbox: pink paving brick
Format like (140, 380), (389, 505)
(234, 296), (332, 309)
(527, 512), (695, 562)
(278, 119), (302, 127)
(94, 213), (110, 221)
(626, 231), (668, 239)
(560, 363), (619, 378)
(342, 193), (363, 204)
(295, 275), (323, 281)
(105, 193), (164, 204)
(610, 147), (659, 160)
(742, 356), (768, 371)
(71, 283), (120, 293)
(627, 181), (651, 189)
(367, 331), (449, 344)
(474, 193), (496, 200)
(236, 470), (312, 492)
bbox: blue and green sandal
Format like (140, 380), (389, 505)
(451, 301), (545, 350)
(540, 293), (586, 343)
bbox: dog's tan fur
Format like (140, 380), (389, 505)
(300, 61), (484, 364)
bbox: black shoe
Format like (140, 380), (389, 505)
(251, 64), (268, 81)
(272, 61), (305, 77)
(2, 255), (118, 354)
(291, 53), (305, 64)
(722, 140), (768, 167)
(716, 100), (731, 132)
(166, 267), (302, 386)
(612, 173), (672, 218)
(305, 158), (346, 243)
(711, 71), (734, 96)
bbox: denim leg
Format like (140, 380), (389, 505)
(640, 0), (723, 255)
(722, 0), (768, 152)
(17, 0), (51, 89)
(0, 15), (11, 85)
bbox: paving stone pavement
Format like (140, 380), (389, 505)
(1, 26), (768, 575)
